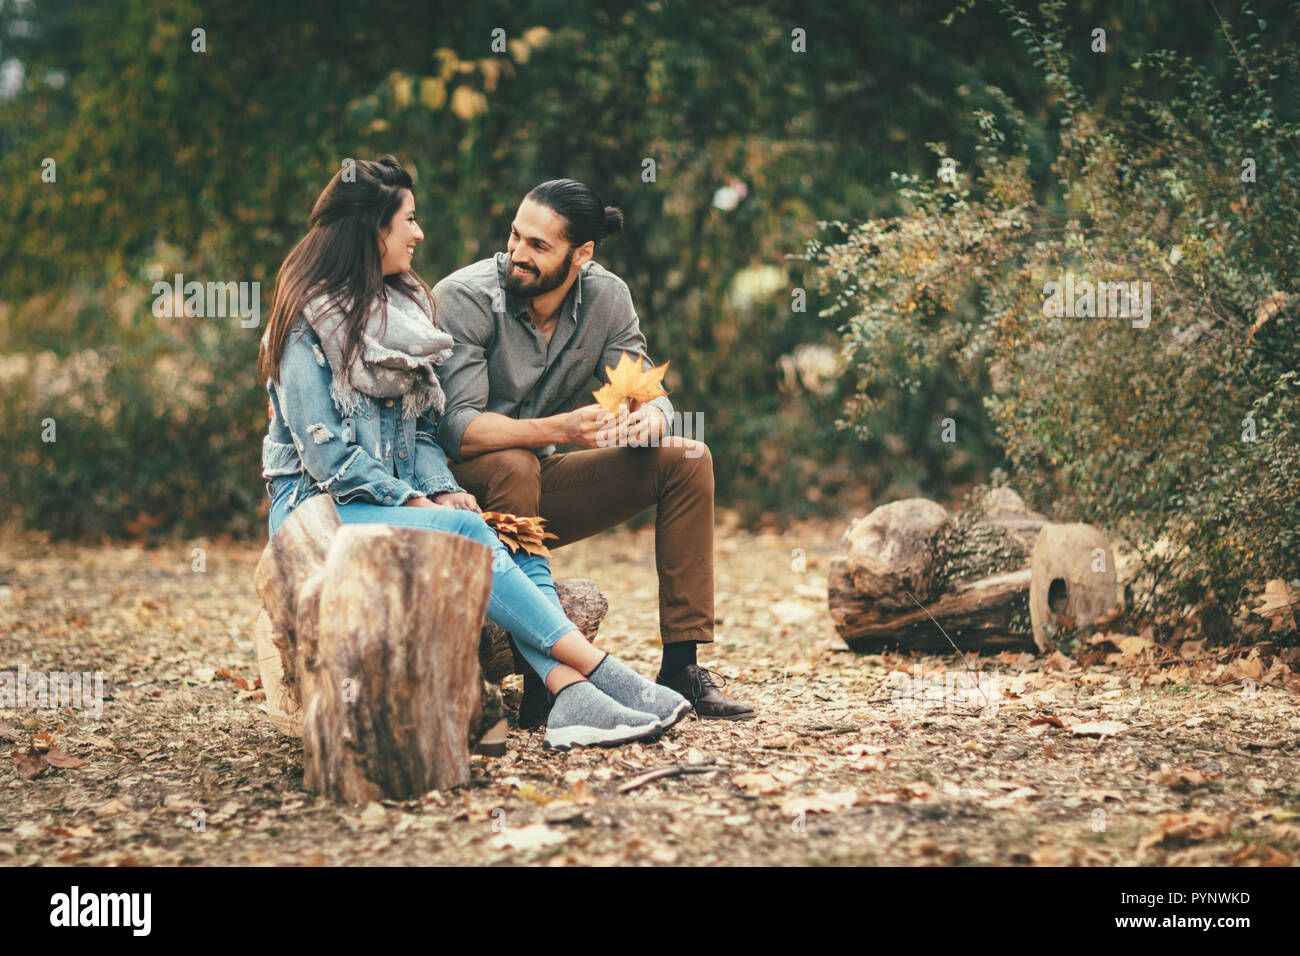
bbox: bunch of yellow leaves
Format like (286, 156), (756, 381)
(591, 351), (670, 416)
(480, 511), (559, 557)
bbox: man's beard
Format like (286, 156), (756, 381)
(504, 246), (574, 298)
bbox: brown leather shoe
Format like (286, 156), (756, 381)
(657, 664), (755, 720)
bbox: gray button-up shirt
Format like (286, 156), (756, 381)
(431, 252), (674, 462)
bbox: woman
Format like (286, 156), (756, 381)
(257, 155), (689, 750)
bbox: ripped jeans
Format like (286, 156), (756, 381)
(267, 479), (574, 680)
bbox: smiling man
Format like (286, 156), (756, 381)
(432, 179), (754, 724)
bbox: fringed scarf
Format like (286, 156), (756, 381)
(302, 283), (454, 420)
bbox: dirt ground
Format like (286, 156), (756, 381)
(1, 518), (1297, 866)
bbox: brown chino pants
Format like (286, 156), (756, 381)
(449, 437), (714, 646)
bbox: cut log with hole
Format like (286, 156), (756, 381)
(478, 578), (610, 683)
(829, 489), (1050, 653)
(253, 493), (495, 804)
(1028, 523), (1119, 652)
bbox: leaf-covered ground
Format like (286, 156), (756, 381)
(1, 519), (1297, 866)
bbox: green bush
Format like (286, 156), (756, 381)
(812, 1), (1300, 630)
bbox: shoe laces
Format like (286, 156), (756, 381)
(690, 665), (727, 697)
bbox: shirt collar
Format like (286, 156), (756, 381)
(497, 252), (587, 325)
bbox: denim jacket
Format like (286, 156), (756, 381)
(261, 318), (465, 514)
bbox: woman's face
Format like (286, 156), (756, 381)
(378, 189), (423, 276)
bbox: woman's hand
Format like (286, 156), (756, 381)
(433, 491), (481, 512)
(402, 495), (447, 509)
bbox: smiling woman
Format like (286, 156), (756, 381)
(378, 187), (424, 276)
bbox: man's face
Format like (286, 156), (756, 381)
(504, 198), (583, 298)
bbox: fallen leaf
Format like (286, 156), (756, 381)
(1028, 714), (1066, 729)
(1117, 635), (1155, 656)
(11, 747), (47, 780)
(1079, 788), (1125, 803)
(1030, 844), (1067, 865)
(565, 778), (598, 806)
(0, 720), (21, 742)
(1255, 579), (1297, 632)
(1237, 651), (1264, 681)
(43, 746), (87, 770)
(842, 743), (889, 756)
(1137, 812), (1230, 854)
(1153, 766), (1206, 790)
(489, 823), (568, 851)
(1231, 844), (1292, 866)
(515, 782), (553, 805)
(94, 798), (132, 818)
(780, 790), (858, 815)
(732, 770), (799, 795)
(1045, 651), (1075, 672)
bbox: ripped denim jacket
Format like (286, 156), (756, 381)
(260, 318), (465, 518)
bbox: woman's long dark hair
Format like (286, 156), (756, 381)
(258, 155), (435, 385)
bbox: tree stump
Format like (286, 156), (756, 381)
(1028, 523), (1119, 652)
(828, 489), (1049, 652)
(253, 494), (495, 804)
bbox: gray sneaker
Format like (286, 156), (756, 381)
(543, 680), (663, 751)
(586, 654), (692, 731)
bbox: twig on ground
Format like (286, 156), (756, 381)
(617, 759), (718, 793)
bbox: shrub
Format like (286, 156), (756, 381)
(811, 1), (1300, 632)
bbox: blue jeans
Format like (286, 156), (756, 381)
(268, 482), (574, 680)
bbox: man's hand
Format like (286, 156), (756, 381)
(562, 403), (614, 449)
(596, 403), (668, 448)
(623, 404), (668, 447)
(433, 490), (481, 512)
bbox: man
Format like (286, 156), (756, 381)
(432, 178), (754, 723)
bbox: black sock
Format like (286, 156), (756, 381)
(523, 670), (549, 699)
(661, 641), (697, 679)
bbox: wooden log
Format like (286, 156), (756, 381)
(830, 559), (1034, 652)
(253, 495), (496, 803)
(1028, 523), (1119, 652)
(841, 498), (950, 609)
(828, 489), (1048, 653)
(478, 578), (610, 683)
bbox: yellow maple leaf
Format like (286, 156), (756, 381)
(591, 351), (669, 416)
